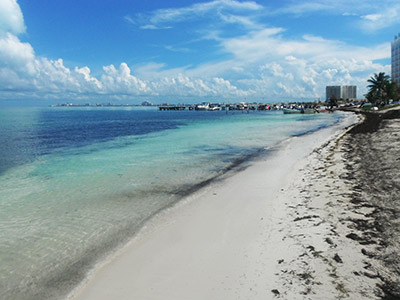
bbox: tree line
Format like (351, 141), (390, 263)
(366, 72), (400, 106)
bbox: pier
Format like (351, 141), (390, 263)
(158, 103), (275, 111)
(158, 106), (186, 111)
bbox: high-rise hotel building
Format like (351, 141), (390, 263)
(326, 86), (341, 100)
(392, 33), (400, 86)
(326, 85), (357, 100)
(341, 85), (357, 100)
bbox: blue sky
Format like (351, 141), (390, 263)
(0, 0), (398, 103)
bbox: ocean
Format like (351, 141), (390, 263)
(0, 106), (344, 300)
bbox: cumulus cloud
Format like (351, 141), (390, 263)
(0, 0), (253, 99)
(0, 0), (393, 101)
(0, 33), (35, 73)
(0, 0), (25, 36)
(101, 63), (150, 94)
(75, 66), (103, 90)
(212, 77), (249, 96)
(194, 26), (391, 99)
(147, 73), (250, 98)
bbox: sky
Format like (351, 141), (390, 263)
(0, 0), (398, 104)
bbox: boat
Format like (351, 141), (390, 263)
(195, 103), (210, 111)
(195, 103), (221, 111)
(283, 108), (302, 114)
(283, 108), (316, 114)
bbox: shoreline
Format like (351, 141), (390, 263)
(68, 112), (360, 300)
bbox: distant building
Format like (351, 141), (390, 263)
(392, 33), (400, 86)
(341, 85), (357, 100)
(326, 86), (341, 100)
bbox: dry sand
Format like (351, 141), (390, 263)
(69, 110), (400, 300)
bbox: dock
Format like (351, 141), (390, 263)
(158, 106), (186, 111)
(158, 103), (275, 111)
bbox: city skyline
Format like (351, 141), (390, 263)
(0, 0), (398, 104)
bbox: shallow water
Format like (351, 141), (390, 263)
(0, 106), (343, 299)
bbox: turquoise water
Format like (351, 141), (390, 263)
(0, 107), (343, 299)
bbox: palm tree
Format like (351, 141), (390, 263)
(367, 72), (390, 105)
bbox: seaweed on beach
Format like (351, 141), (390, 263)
(343, 109), (400, 299)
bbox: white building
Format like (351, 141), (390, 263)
(341, 85), (357, 100)
(392, 33), (400, 86)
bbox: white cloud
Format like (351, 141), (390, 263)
(146, 73), (250, 98)
(285, 55), (296, 61)
(278, 2), (333, 15)
(361, 14), (381, 22)
(1, 25), (386, 100)
(358, 5), (400, 32)
(0, 23), (251, 99)
(219, 27), (389, 64)
(140, 24), (158, 30)
(0, 0), (25, 36)
(0, 33), (35, 74)
(217, 13), (261, 28)
(140, 24), (172, 30)
(0, 0), (393, 102)
(0, 25), (390, 101)
(136, 0), (262, 30)
(101, 63), (150, 95)
(123, 15), (135, 25)
(263, 62), (294, 80)
(212, 77), (249, 96)
(342, 12), (358, 16)
(276, 0), (400, 32)
(152, 0), (261, 22)
(75, 66), (103, 90)
(276, 0), (381, 16)
(191, 27), (391, 99)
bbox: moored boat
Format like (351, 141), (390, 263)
(283, 108), (302, 114)
(195, 103), (210, 111)
(283, 108), (316, 114)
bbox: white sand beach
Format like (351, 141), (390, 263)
(69, 112), (372, 300)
